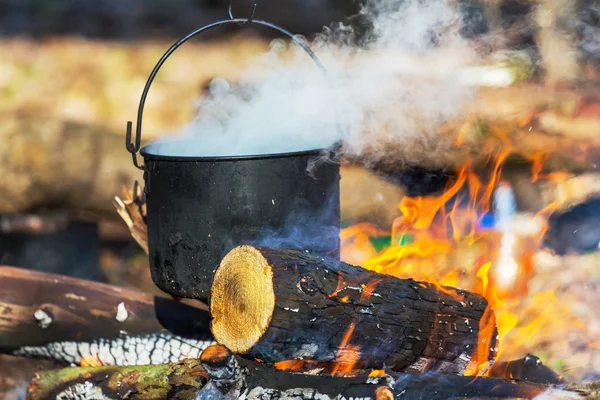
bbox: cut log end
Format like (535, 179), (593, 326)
(210, 245), (275, 353)
(200, 344), (232, 366)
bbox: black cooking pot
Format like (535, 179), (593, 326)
(126, 14), (341, 300)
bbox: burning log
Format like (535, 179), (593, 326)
(210, 245), (498, 375)
(197, 344), (582, 400)
(27, 359), (207, 400)
(198, 344), (396, 400)
(0, 266), (215, 366)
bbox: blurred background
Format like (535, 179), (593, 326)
(0, 0), (359, 38)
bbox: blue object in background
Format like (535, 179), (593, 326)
(476, 183), (517, 232)
(478, 212), (496, 230)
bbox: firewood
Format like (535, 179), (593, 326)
(196, 344), (582, 400)
(27, 345), (587, 400)
(210, 245), (498, 375)
(0, 266), (215, 366)
(198, 344), (396, 400)
(27, 359), (207, 400)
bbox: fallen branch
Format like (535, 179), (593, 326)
(0, 266), (214, 366)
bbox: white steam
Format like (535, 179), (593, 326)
(146, 0), (480, 161)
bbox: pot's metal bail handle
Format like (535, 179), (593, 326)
(126, 0), (326, 170)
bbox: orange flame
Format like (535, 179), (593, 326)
(360, 279), (383, 303)
(331, 321), (360, 376)
(338, 139), (589, 377)
(275, 118), (594, 379)
(274, 322), (362, 376)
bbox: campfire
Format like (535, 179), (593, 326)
(2, 0), (600, 399)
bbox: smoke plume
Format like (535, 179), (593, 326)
(146, 0), (480, 165)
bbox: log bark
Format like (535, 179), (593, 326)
(210, 246), (498, 375)
(27, 359), (207, 400)
(0, 266), (214, 366)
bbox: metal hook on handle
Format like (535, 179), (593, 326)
(228, 0), (257, 24)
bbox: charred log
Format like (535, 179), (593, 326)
(28, 345), (585, 400)
(196, 345), (581, 400)
(487, 354), (564, 385)
(210, 246), (498, 375)
(198, 345), (395, 400)
(0, 266), (215, 366)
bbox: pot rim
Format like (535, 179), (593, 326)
(140, 143), (340, 162)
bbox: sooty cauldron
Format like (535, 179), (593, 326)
(125, 8), (341, 300)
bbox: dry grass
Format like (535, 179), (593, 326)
(0, 37), (269, 141)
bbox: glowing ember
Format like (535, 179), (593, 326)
(368, 369), (386, 377)
(273, 359), (309, 372)
(274, 322), (361, 377)
(80, 354), (104, 367)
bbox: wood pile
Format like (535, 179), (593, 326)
(28, 345), (589, 400)
(1, 262), (594, 400)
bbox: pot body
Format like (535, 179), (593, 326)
(141, 148), (341, 300)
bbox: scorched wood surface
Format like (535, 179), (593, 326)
(210, 246), (498, 375)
